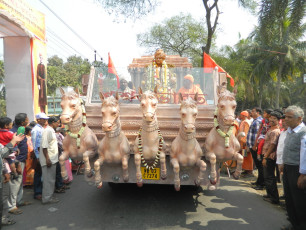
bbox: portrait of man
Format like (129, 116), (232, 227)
(37, 53), (47, 113)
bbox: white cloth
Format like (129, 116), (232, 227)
(41, 164), (56, 203)
(276, 130), (288, 165)
(39, 126), (58, 167)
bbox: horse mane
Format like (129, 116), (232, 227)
(218, 89), (236, 102)
(61, 91), (79, 100)
(102, 96), (118, 107)
(141, 90), (157, 100)
(180, 97), (197, 109)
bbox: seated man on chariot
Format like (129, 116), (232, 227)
(177, 75), (207, 104)
(118, 78), (137, 102)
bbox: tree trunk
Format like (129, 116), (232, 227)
(276, 56), (285, 109)
(258, 79), (263, 108)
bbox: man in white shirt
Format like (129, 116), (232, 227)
(40, 116), (60, 204)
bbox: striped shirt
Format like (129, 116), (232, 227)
(246, 116), (263, 148)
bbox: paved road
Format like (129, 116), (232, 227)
(6, 174), (289, 230)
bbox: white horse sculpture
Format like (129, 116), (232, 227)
(170, 93), (207, 191)
(94, 92), (130, 189)
(59, 88), (98, 181)
(134, 86), (167, 187)
(204, 83), (243, 185)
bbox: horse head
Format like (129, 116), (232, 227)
(60, 87), (82, 124)
(179, 93), (198, 133)
(99, 92), (120, 132)
(217, 82), (237, 125)
(138, 86), (158, 122)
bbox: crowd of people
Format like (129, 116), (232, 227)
(0, 112), (73, 227)
(236, 105), (306, 230)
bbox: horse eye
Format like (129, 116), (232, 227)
(141, 103), (145, 107)
(71, 104), (76, 108)
(152, 103), (156, 107)
(194, 113), (197, 117)
(221, 105), (225, 109)
(112, 112), (116, 116)
(182, 113), (186, 117)
(233, 105), (236, 109)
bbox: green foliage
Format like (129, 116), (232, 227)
(137, 13), (210, 66)
(96, 0), (159, 20)
(47, 55), (92, 95)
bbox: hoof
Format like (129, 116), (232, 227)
(208, 185), (216, 190)
(136, 182), (143, 188)
(210, 179), (217, 185)
(96, 182), (103, 189)
(123, 175), (129, 182)
(63, 178), (69, 184)
(232, 172), (240, 180)
(174, 185), (180, 191)
(194, 179), (201, 187)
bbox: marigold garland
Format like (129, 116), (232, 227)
(65, 98), (86, 149)
(214, 108), (234, 148)
(137, 127), (164, 170)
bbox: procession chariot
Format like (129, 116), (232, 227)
(59, 50), (242, 190)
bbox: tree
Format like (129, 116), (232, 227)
(95, 0), (159, 20)
(47, 55), (92, 95)
(137, 14), (209, 66)
(257, 0), (305, 108)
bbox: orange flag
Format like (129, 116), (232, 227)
(108, 52), (120, 89)
(203, 52), (235, 87)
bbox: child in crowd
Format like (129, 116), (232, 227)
(0, 117), (21, 179)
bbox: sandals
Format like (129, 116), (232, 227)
(18, 201), (32, 207)
(8, 208), (23, 215)
(2, 216), (16, 225)
(55, 188), (65, 193)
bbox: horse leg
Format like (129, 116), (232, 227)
(160, 151), (167, 180)
(232, 152), (243, 179)
(206, 152), (217, 185)
(171, 158), (180, 191)
(195, 159), (207, 186)
(83, 150), (95, 179)
(59, 151), (69, 182)
(122, 155), (129, 182)
(94, 157), (104, 189)
(134, 154), (143, 187)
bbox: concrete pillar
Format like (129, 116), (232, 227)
(3, 36), (34, 120)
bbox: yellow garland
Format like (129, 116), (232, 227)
(214, 108), (234, 148)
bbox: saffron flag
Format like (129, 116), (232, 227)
(203, 52), (235, 87)
(108, 52), (120, 89)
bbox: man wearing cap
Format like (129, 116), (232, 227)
(31, 113), (49, 200)
(177, 75), (206, 104)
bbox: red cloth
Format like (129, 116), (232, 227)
(257, 139), (265, 155)
(0, 129), (14, 146)
(108, 53), (120, 89)
(203, 52), (235, 87)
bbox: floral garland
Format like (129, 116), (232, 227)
(137, 127), (164, 170)
(214, 108), (234, 148)
(65, 98), (86, 149)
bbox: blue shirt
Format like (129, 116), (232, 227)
(246, 116), (263, 148)
(287, 123), (306, 174)
(31, 124), (44, 159)
(10, 125), (28, 162)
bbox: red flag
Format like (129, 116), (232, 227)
(108, 52), (120, 89)
(203, 52), (235, 87)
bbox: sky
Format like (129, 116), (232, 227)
(23, 0), (258, 79)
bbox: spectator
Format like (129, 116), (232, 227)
(281, 106), (306, 230)
(238, 111), (253, 177)
(40, 116), (60, 204)
(24, 126), (34, 186)
(262, 111), (282, 204)
(54, 127), (65, 193)
(246, 107), (264, 190)
(7, 113), (31, 214)
(1, 133), (25, 226)
(31, 113), (49, 200)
